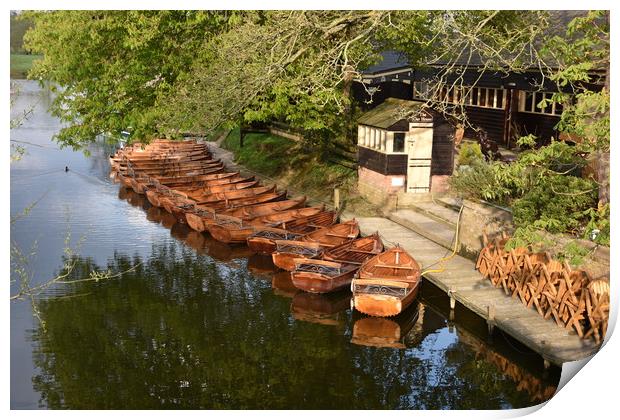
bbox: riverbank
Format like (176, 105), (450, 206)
(218, 128), (379, 216)
(10, 54), (41, 79)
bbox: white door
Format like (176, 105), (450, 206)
(406, 124), (433, 193)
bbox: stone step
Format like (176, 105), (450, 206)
(433, 195), (463, 212)
(388, 208), (457, 250)
(406, 200), (460, 227)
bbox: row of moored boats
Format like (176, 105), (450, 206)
(110, 139), (423, 317)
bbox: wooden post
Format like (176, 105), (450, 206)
(448, 288), (456, 310)
(239, 115), (245, 148)
(334, 188), (340, 210)
(487, 304), (496, 335)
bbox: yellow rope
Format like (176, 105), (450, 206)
(420, 203), (465, 277)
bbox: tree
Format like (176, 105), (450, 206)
(158, 11), (396, 147)
(23, 11), (238, 149)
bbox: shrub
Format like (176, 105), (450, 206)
(450, 140), (606, 246)
(457, 142), (484, 167)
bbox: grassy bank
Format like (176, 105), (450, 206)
(220, 128), (376, 214)
(10, 54), (42, 79)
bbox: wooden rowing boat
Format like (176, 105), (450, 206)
(291, 290), (351, 326)
(113, 158), (220, 173)
(185, 196), (306, 233)
(351, 246), (422, 317)
(271, 220), (360, 271)
(130, 164), (225, 194)
(120, 161), (223, 186)
(350, 303), (421, 349)
(246, 210), (337, 254)
(168, 190), (287, 224)
(152, 173), (247, 195)
(146, 179), (258, 208)
(111, 150), (212, 170)
(163, 185), (277, 214)
(185, 184), (277, 205)
(290, 233), (383, 294)
(207, 206), (327, 244)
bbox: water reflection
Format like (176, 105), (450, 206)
(351, 304), (424, 349)
(12, 80), (560, 410)
(291, 291), (351, 327)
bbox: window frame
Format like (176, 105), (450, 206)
(518, 90), (563, 116)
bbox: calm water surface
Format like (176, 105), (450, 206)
(10, 80), (560, 409)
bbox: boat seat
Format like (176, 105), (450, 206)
(373, 264), (411, 270)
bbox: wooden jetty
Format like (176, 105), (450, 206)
(341, 212), (601, 367)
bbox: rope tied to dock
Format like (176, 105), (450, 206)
(420, 204), (465, 277)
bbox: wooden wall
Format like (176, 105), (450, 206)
(462, 106), (506, 144)
(431, 119), (456, 176)
(358, 146), (407, 176)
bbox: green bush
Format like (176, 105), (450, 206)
(449, 160), (518, 206)
(457, 142), (484, 167)
(512, 175), (597, 234)
(450, 140), (606, 245)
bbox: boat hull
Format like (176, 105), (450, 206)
(208, 224), (258, 244)
(185, 212), (212, 233)
(272, 249), (322, 272)
(352, 281), (419, 317)
(291, 270), (355, 294)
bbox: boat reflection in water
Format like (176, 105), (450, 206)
(271, 271), (297, 298)
(247, 254), (278, 276)
(173, 223), (255, 262)
(352, 303), (422, 349)
(119, 186), (150, 210)
(290, 290), (351, 327)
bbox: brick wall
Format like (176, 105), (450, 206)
(358, 167), (405, 209)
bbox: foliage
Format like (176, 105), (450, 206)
(582, 202), (610, 246)
(23, 11), (238, 149)
(511, 175), (596, 234)
(456, 142), (484, 167)
(451, 140), (602, 244)
(449, 161), (515, 205)
(543, 11), (609, 153)
(159, 11), (389, 147)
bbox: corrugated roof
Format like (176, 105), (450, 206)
(357, 98), (426, 129)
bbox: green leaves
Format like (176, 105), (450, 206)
(23, 11), (234, 148)
(451, 140), (601, 245)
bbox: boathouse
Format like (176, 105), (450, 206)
(356, 98), (455, 204)
(353, 55), (573, 150)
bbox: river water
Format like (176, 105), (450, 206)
(10, 80), (560, 409)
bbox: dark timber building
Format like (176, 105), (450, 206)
(352, 11), (603, 204)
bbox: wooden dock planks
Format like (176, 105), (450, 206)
(342, 212), (601, 366)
